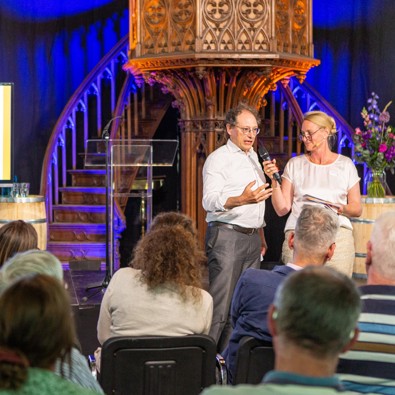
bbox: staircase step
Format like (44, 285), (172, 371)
(69, 169), (106, 187)
(49, 222), (106, 242)
(47, 241), (106, 262)
(53, 205), (105, 223)
(59, 187), (106, 205)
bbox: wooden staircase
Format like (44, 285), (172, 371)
(40, 34), (173, 269)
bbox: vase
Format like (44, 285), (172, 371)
(366, 169), (387, 198)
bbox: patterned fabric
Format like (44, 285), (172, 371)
(201, 371), (366, 395)
(0, 367), (100, 394)
(338, 285), (395, 394)
(55, 347), (104, 393)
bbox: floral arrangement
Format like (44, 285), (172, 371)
(354, 92), (395, 173)
(354, 92), (395, 197)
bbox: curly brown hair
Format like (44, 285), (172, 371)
(131, 225), (206, 302)
(150, 211), (197, 238)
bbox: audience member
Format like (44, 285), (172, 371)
(223, 205), (339, 383)
(338, 211), (395, 393)
(150, 210), (198, 236)
(202, 266), (363, 394)
(0, 220), (38, 267)
(0, 250), (104, 394)
(0, 274), (99, 394)
(96, 223), (213, 368)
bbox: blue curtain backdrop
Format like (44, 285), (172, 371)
(0, 0), (394, 192)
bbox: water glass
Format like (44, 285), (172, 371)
(10, 183), (20, 198)
(20, 183), (30, 197)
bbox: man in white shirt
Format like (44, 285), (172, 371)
(202, 102), (272, 351)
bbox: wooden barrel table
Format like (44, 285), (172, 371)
(351, 196), (395, 277)
(0, 195), (47, 250)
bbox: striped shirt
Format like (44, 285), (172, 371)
(337, 285), (395, 394)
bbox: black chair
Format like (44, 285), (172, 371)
(98, 335), (217, 395)
(232, 336), (275, 385)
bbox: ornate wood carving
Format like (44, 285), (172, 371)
(126, 0), (318, 243)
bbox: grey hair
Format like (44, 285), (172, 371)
(224, 102), (261, 127)
(273, 266), (361, 357)
(294, 205), (339, 260)
(0, 250), (63, 292)
(369, 211), (395, 280)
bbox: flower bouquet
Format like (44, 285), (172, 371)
(354, 92), (395, 197)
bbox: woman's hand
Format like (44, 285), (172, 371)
(263, 159), (280, 181)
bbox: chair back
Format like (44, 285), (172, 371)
(232, 336), (275, 385)
(99, 335), (217, 395)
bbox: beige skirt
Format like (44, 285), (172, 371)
(281, 227), (355, 277)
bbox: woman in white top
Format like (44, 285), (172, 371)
(96, 214), (213, 366)
(263, 111), (362, 276)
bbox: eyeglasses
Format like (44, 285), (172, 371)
(298, 127), (323, 141)
(233, 125), (260, 136)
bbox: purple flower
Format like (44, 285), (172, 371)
(379, 111), (390, 123)
(379, 144), (388, 153)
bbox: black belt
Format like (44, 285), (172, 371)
(208, 221), (259, 235)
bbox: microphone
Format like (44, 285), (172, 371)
(258, 144), (282, 185)
(102, 115), (124, 139)
(311, 135), (328, 149)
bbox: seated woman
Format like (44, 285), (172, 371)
(0, 220), (38, 267)
(0, 250), (104, 394)
(0, 274), (100, 394)
(96, 224), (213, 366)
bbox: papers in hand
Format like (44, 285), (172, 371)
(303, 194), (340, 214)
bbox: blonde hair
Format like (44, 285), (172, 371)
(303, 111), (337, 135)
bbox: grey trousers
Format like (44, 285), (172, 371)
(205, 224), (261, 352)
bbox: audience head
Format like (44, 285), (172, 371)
(291, 205), (339, 264)
(270, 266), (361, 360)
(131, 224), (206, 301)
(366, 211), (395, 284)
(0, 250), (63, 292)
(0, 274), (75, 390)
(150, 211), (197, 238)
(0, 221), (38, 267)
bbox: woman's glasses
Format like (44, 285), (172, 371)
(298, 127), (323, 141)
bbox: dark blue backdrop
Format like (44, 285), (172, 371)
(1, 0), (394, 192)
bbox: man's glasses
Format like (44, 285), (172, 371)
(233, 125), (260, 136)
(298, 127), (323, 141)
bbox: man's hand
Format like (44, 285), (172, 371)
(224, 181), (272, 210)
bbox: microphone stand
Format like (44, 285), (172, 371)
(85, 117), (123, 297)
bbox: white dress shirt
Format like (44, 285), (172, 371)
(202, 139), (266, 228)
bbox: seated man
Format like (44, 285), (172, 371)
(202, 266), (362, 394)
(338, 211), (395, 393)
(223, 205), (339, 383)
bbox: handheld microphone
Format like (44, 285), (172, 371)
(258, 144), (282, 185)
(102, 115), (124, 139)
